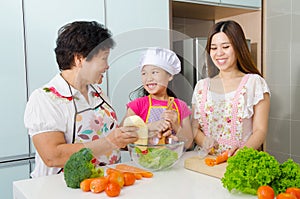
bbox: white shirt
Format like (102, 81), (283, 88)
(24, 74), (113, 177)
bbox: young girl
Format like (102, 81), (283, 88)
(192, 20), (270, 156)
(122, 47), (193, 148)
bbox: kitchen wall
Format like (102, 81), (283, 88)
(264, 0), (300, 163)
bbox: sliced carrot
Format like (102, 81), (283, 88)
(204, 158), (216, 167)
(205, 150), (229, 167)
(80, 178), (95, 192)
(134, 173), (143, 180)
(115, 164), (154, 178)
(116, 164), (150, 173)
(215, 150), (229, 164)
(106, 167), (122, 175)
(141, 172), (153, 178)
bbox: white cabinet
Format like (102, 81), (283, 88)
(192, 0), (219, 3)
(22, 0), (106, 157)
(1, 162), (30, 199)
(106, 0), (170, 120)
(220, 0), (261, 8)
(0, 0), (28, 158)
(0, 1), (106, 199)
(174, 0), (261, 8)
(23, 0), (106, 94)
(0, 2), (30, 199)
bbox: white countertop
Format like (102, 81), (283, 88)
(13, 151), (256, 199)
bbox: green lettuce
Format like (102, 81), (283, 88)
(271, 158), (300, 194)
(136, 147), (178, 170)
(221, 147), (281, 195)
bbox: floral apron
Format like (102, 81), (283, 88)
(145, 95), (181, 126)
(69, 84), (120, 166)
(196, 75), (249, 152)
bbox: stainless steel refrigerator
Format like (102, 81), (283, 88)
(171, 37), (210, 107)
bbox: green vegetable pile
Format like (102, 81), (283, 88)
(222, 147), (280, 195)
(270, 159), (300, 194)
(136, 147), (178, 170)
(222, 147), (300, 195)
(64, 148), (104, 188)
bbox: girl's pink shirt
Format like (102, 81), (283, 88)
(126, 96), (191, 123)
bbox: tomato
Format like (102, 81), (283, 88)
(105, 182), (121, 197)
(90, 177), (108, 193)
(286, 188), (300, 199)
(123, 172), (136, 186)
(277, 193), (298, 199)
(257, 185), (275, 199)
(107, 172), (125, 188)
(80, 178), (94, 192)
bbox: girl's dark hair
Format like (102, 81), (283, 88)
(129, 86), (177, 101)
(54, 21), (115, 70)
(205, 20), (262, 76)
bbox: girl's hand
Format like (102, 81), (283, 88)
(161, 110), (180, 131)
(147, 119), (171, 133)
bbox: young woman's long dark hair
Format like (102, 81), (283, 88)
(205, 20), (262, 77)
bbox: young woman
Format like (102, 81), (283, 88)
(122, 47), (193, 148)
(192, 20), (270, 156)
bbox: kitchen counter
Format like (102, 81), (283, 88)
(13, 151), (256, 199)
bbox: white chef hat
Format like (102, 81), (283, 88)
(138, 47), (181, 75)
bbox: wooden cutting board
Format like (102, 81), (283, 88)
(184, 155), (228, 179)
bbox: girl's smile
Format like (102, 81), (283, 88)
(141, 65), (172, 99)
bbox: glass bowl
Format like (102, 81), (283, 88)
(127, 140), (185, 172)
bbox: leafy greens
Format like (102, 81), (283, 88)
(270, 158), (300, 194)
(221, 147), (281, 195)
(137, 147), (178, 170)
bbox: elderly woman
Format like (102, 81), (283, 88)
(24, 21), (138, 178)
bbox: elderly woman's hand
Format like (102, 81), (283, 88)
(106, 126), (139, 148)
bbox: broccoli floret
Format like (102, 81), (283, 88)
(63, 148), (104, 188)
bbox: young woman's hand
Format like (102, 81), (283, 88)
(203, 136), (219, 154)
(228, 146), (239, 157)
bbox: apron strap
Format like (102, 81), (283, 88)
(199, 79), (209, 136)
(145, 95), (152, 123)
(172, 100), (181, 124)
(229, 74), (250, 147)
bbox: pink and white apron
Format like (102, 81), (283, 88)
(196, 75), (249, 153)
